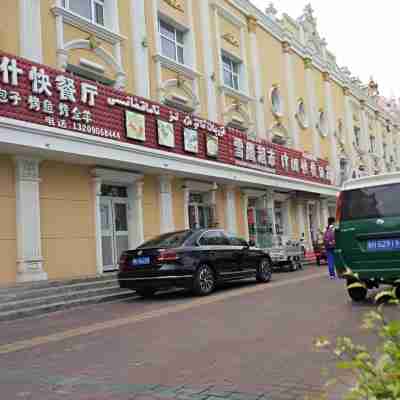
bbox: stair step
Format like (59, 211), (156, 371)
(0, 284), (126, 312)
(0, 272), (118, 295)
(0, 278), (118, 303)
(0, 290), (137, 321)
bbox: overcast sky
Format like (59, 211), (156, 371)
(250, 0), (399, 99)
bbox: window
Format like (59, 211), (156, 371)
(222, 54), (240, 91)
(199, 231), (229, 246)
(270, 86), (284, 117)
(354, 126), (361, 148)
(341, 183), (400, 221)
(63, 0), (105, 25)
(139, 231), (192, 249)
(383, 143), (388, 159)
(227, 235), (248, 246)
(188, 193), (213, 229)
(159, 19), (185, 64)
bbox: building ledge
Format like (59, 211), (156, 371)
(51, 6), (126, 45)
(154, 54), (202, 80)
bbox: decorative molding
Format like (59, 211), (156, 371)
(153, 54), (202, 80)
(220, 85), (255, 103)
(247, 15), (258, 33)
(15, 157), (41, 181)
(51, 5), (126, 45)
(222, 32), (240, 48)
(163, 0), (184, 13)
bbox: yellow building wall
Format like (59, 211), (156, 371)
(172, 178), (185, 230)
(235, 191), (246, 238)
(0, 0), (19, 56)
(40, 161), (96, 280)
(257, 28), (288, 132)
(192, 0), (207, 118)
(41, 0), (57, 68)
(293, 53), (313, 153)
(220, 18), (241, 59)
(159, 0), (189, 27)
(314, 70), (329, 160)
(143, 175), (161, 240)
(0, 155), (17, 285)
(290, 202), (299, 239)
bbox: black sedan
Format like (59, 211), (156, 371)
(118, 229), (272, 297)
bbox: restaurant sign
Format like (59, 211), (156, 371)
(0, 52), (331, 185)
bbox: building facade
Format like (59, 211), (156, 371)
(0, 0), (398, 285)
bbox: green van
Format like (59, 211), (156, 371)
(334, 173), (400, 302)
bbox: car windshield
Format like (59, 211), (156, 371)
(138, 231), (192, 249)
(342, 183), (400, 221)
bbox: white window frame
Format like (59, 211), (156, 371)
(62, 0), (105, 27)
(158, 18), (185, 65)
(222, 53), (241, 91)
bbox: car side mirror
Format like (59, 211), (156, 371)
(248, 240), (256, 247)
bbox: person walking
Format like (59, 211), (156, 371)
(323, 217), (336, 279)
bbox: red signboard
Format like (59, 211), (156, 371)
(0, 52), (331, 185)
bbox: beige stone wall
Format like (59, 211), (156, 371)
(142, 175), (161, 241)
(0, 155), (17, 286)
(40, 161), (97, 280)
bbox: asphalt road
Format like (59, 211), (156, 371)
(0, 267), (389, 400)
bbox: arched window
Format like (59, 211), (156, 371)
(317, 110), (328, 137)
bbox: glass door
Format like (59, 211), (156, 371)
(100, 198), (115, 271)
(100, 197), (129, 271)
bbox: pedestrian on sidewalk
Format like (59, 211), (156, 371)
(323, 217), (336, 279)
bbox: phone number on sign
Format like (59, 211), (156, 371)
(72, 122), (121, 139)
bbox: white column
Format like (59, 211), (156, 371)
(200, 1), (217, 120)
(183, 187), (190, 229)
(315, 200), (322, 233)
(92, 177), (103, 275)
(14, 157), (47, 282)
(343, 88), (357, 176)
(282, 199), (292, 237)
(248, 17), (266, 139)
(321, 199), (330, 229)
(225, 186), (237, 234)
(159, 176), (174, 234)
(323, 72), (338, 184)
(283, 41), (299, 148)
(242, 192), (249, 241)
(128, 181), (144, 248)
(131, 0), (150, 98)
(266, 190), (276, 236)
(297, 200), (306, 242)
(360, 104), (371, 174)
(304, 57), (320, 157)
(375, 113), (385, 172)
(19, 0), (43, 63)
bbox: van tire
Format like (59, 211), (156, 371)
(347, 285), (367, 302)
(394, 285), (400, 300)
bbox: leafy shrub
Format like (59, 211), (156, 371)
(313, 303), (400, 400)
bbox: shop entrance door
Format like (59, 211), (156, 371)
(100, 197), (129, 271)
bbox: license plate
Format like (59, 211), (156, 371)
(132, 256), (150, 266)
(367, 239), (400, 252)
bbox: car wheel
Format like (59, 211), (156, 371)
(256, 258), (272, 283)
(135, 288), (157, 298)
(193, 264), (215, 296)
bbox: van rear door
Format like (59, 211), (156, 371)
(338, 182), (400, 276)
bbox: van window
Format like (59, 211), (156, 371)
(342, 183), (400, 221)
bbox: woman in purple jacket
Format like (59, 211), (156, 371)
(323, 217), (336, 279)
